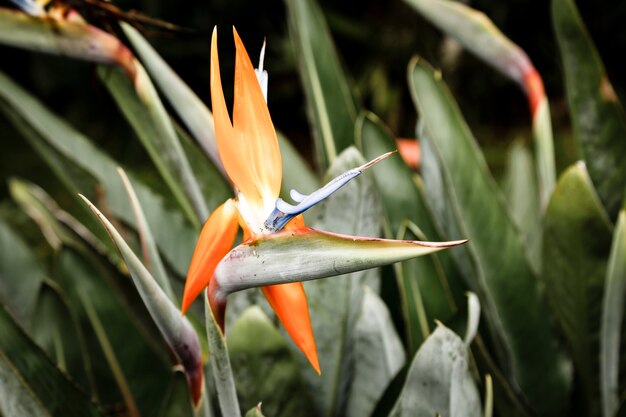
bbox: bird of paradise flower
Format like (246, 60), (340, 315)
(182, 27), (466, 374)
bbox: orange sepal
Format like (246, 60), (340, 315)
(182, 199), (239, 314)
(262, 283), (320, 374)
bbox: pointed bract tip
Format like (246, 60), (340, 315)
(358, 150), (397, 171)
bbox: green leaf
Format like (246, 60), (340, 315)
(388, 324), (482, 417)
(228, 306), (314, 417)
(0, 8), (134, 76)
(278, 133), (319, 200)
(600, 209), (626, 417)
(408, 57), (571, 415)
(54, 248), (172, 415)
(245, 404), (266, 417)
(601, 208), (626, 417)
(502, 141), (542, 274)
(356, 112), (461, 353)
(402, 0), (556, 205)
(118, 168), (175, 301)
(157, 370), (196, 417)
(543, 162), (612, 416)
(31, 280), (95, 395)
(345, 288), (405, 417)
(80, 195), (204, 406)
(0, 70), (198, 276)
(553, 0), (626, 218)
(99, 63), (207, 225)
(285, 0), (359, 169)
(0, 218), (44, 328)
(121, 23), (223, 174)
(0, 304), (104, 417)
(205, 297), (240, 417)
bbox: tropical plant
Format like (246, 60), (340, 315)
(0, 0), (625, 416)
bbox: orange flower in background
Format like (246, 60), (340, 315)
(182, 27), (319, 374)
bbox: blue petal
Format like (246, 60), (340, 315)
(264, 151), (396, 231)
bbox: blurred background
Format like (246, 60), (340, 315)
(1, 0), (625, 215)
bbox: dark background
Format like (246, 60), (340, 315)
(1, 0), (624, 201)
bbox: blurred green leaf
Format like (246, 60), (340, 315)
(31, 280), (96, 395)
(543, 162), (612, 416)
(402, 0), (556, 205)
(0, 8), (134, 76)
(278, 133), (319, 200)
(553, 0), (626, 218)
(80, 195), (204, 406)
(99, 64), (207, 226)
(502, 141), (542, 274)
(245, 404), (266, 417)
(409, 57), (571, 415)
(388, 324), (481, 417)
(0, 303), (104, 417)
(54, 248), (172, 415)
(205, 297), (240, 417)
(601, 208), (626, 417)
(0, 70), (198, 276)
(285, 0), (358, 170)
(228, 306), (314, 417)
(356, 112), (461, 353)
(118, 168), (175, 301)
(121, 23), (223, 174)
(157, 370), (196, 417)
(345, 288), (405, 417)
(0, 218), (44, 328)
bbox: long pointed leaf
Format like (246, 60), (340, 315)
(0, 8), (135, 77)
(553, 0), (626, 218)
(285, 0), (358, 169)
(0, 304), (104, 417)
(403, 0), (555, 205)
(80, 195), (204, 405)
(543, 162), (613, 416)
(389, 324), (482, 417)
(409, 57), (571, 414)
(215, 228), (464, 294)
(601, 208), (626, 417)
(99, 63), (207, 225)
(0, 70), (198, 276)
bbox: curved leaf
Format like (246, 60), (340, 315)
(0, 304), (104, 417)
(0, 8), (134, 77)
(553, 0), (626, 217)
(0, 218), (44, 328)
(99, 63), (207, 225)
(345, 288), (405, 417)
(601, 208), (626, 417)
(285, 0), (358, 169)
(389, 324), (481, 417)
(409, 57), (571, 414)
(0, 70), (198, 276)
(402, 0), (555, 205)
(543, 162), (613, 416)
(228, 306), (314, 417)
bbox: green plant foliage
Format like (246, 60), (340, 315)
(357, 112), (461, 353)
(409, 57), (571, 415)
(0, 219), (45, 327)
(388, 324), (482, 417)
(553, 0), (626, 218)
(543, 163), (613, 416)
(601, 207), (626, 417)
(0, 304), (104, 417)
(228, 306), (315, 417)
(285, 0), (359, 170)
